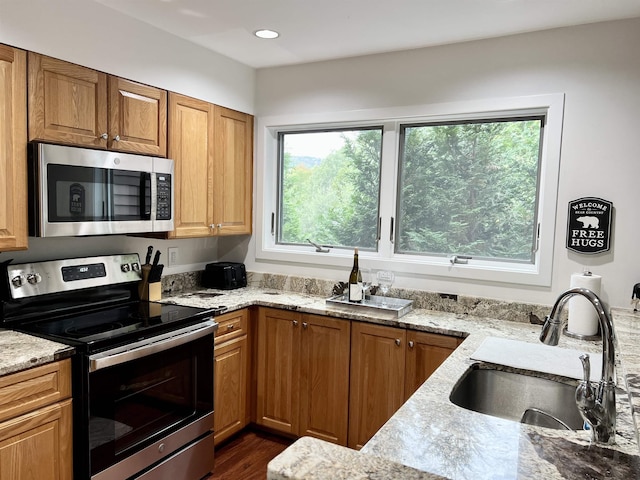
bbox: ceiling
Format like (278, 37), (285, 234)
(94, 0), (640, 69)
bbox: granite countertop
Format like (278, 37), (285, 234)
(0, 329), (74, 376)
(162, 286), (640, 480)
(3, 284), (639, 479)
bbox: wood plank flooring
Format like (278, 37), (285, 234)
(210, 429), (294, 480)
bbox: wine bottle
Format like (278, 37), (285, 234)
(348, 248), (363, 303)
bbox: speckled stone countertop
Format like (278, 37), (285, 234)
(161, 284), (640, 480)
(0, 329), (74, 376)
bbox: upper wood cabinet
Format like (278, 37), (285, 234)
(0, 44), (28, 251)
(213, 106), (253, 236)
(28, 52), (167, 156)
(28, 52), (108, 148)
(168, 92), (215, 238)
(108, 76), (167, 156)
(168, 93), (253, 238)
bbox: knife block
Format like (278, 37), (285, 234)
(139, 281), (162, 301)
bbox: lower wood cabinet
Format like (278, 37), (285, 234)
(0, 359), (73, 480)
(214, 309), (250, 445)
(348, 322), (461, 449)
(255, 308), (350, 445)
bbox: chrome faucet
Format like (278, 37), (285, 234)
(539, 287), (616, 445)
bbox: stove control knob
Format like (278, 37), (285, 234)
(11, 275), (25, 288)
(121, 263), (131, 273)
(27, 273), (42, 285)
(131, 262), (140, 272)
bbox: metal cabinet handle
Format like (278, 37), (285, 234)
(114, 134), (121, 142)
(227, 324), (234, 330)
(395, 338), (401, 346)
(302, 322), (308, 329)
(293, 320), (298, 326)
(408, 340), (414, 348)
(100, 133), (108, 140)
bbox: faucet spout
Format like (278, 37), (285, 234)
(539, 287), (616, 445)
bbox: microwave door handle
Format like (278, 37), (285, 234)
(141, 172), (152, 219)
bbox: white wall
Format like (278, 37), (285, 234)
(0, 0), (255, 274)
(250, 18), (640, 309)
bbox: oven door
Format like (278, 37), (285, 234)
(86, 321), (215, 480)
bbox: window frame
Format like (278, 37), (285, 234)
(254, 94), (564, 287)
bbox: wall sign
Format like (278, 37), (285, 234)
(566, 197), (612, 254)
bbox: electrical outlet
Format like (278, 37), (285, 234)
(168, 247), (178, 267)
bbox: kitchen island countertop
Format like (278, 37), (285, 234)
(161, 286), (640, 480)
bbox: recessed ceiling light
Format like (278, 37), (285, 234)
(254, 29), (279, 39)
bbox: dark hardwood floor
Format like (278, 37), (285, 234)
(210, 429), (294, 480)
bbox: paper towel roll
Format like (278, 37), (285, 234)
(567, 272), (602, 336)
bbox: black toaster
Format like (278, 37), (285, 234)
(202, 262), (247, 290)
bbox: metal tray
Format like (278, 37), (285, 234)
(325, 294), (413, 318)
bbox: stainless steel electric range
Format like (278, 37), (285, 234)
(0, 254), (223, 480)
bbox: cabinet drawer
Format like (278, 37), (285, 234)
(0, 359), (72, 423)
(214, 309), (248, 344)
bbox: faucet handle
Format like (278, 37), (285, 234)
(579, 353), (591, 382)
(575, 354), (597, 435)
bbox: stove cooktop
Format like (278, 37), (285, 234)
(14, 301), (221, 351)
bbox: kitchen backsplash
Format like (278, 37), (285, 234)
(161, 270), (550, 324)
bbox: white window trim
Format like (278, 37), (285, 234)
(255, 93), (564, 287)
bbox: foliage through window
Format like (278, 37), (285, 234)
(278, 128), (382, 250)
(397, 117), (544, 262)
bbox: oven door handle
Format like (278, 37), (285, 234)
(89, 320), (217, 372)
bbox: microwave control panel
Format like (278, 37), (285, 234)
(156, 174), (172, 220)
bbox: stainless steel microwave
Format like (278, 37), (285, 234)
(28, 142), (174, 237)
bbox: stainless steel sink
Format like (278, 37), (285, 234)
(449, 365), (585, 430)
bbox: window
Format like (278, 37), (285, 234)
(278, 128), (383, 250)
(256, 94), (563, 286)
(397, 117), (544, 263)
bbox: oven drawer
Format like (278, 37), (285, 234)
(0, 359), (71, 423)
(214, 309), (248, 344)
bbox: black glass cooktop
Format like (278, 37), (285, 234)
(15, 302), (217, 349)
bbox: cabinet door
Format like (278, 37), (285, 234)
(214, 335), (248, 445)
(213, 106), (253, 235)
(0, 399), (72, 480)
(168, 93), (215, 238)
(28, 52), (107, 148)
(255, 308), (300, 435)
(348, 322), (406, 450)
(0, 45), (28, 251)
(108, 76), (167, 156)
(299, 314), (350, 445)
(405, 331), (461, 400)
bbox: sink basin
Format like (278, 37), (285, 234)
(449, 365), (585, 430)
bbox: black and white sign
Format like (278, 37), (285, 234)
(566, 197), (612, 254)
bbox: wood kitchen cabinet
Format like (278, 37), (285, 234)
(255, 308), (350, 445)
(212, 106), (253, 236)
(405, 330), (463, 400)
(28, 52), (167, 155)
(108, 76), (167, 156)
(168, 92), (215, 238)
(0, 359), (73, 480)
(214, 309), (250, 446)
(348, 322), (406, 450)
(0, 44), (28, 251)
(168, 93), (253, 238)
(348, 322), (460, 449)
